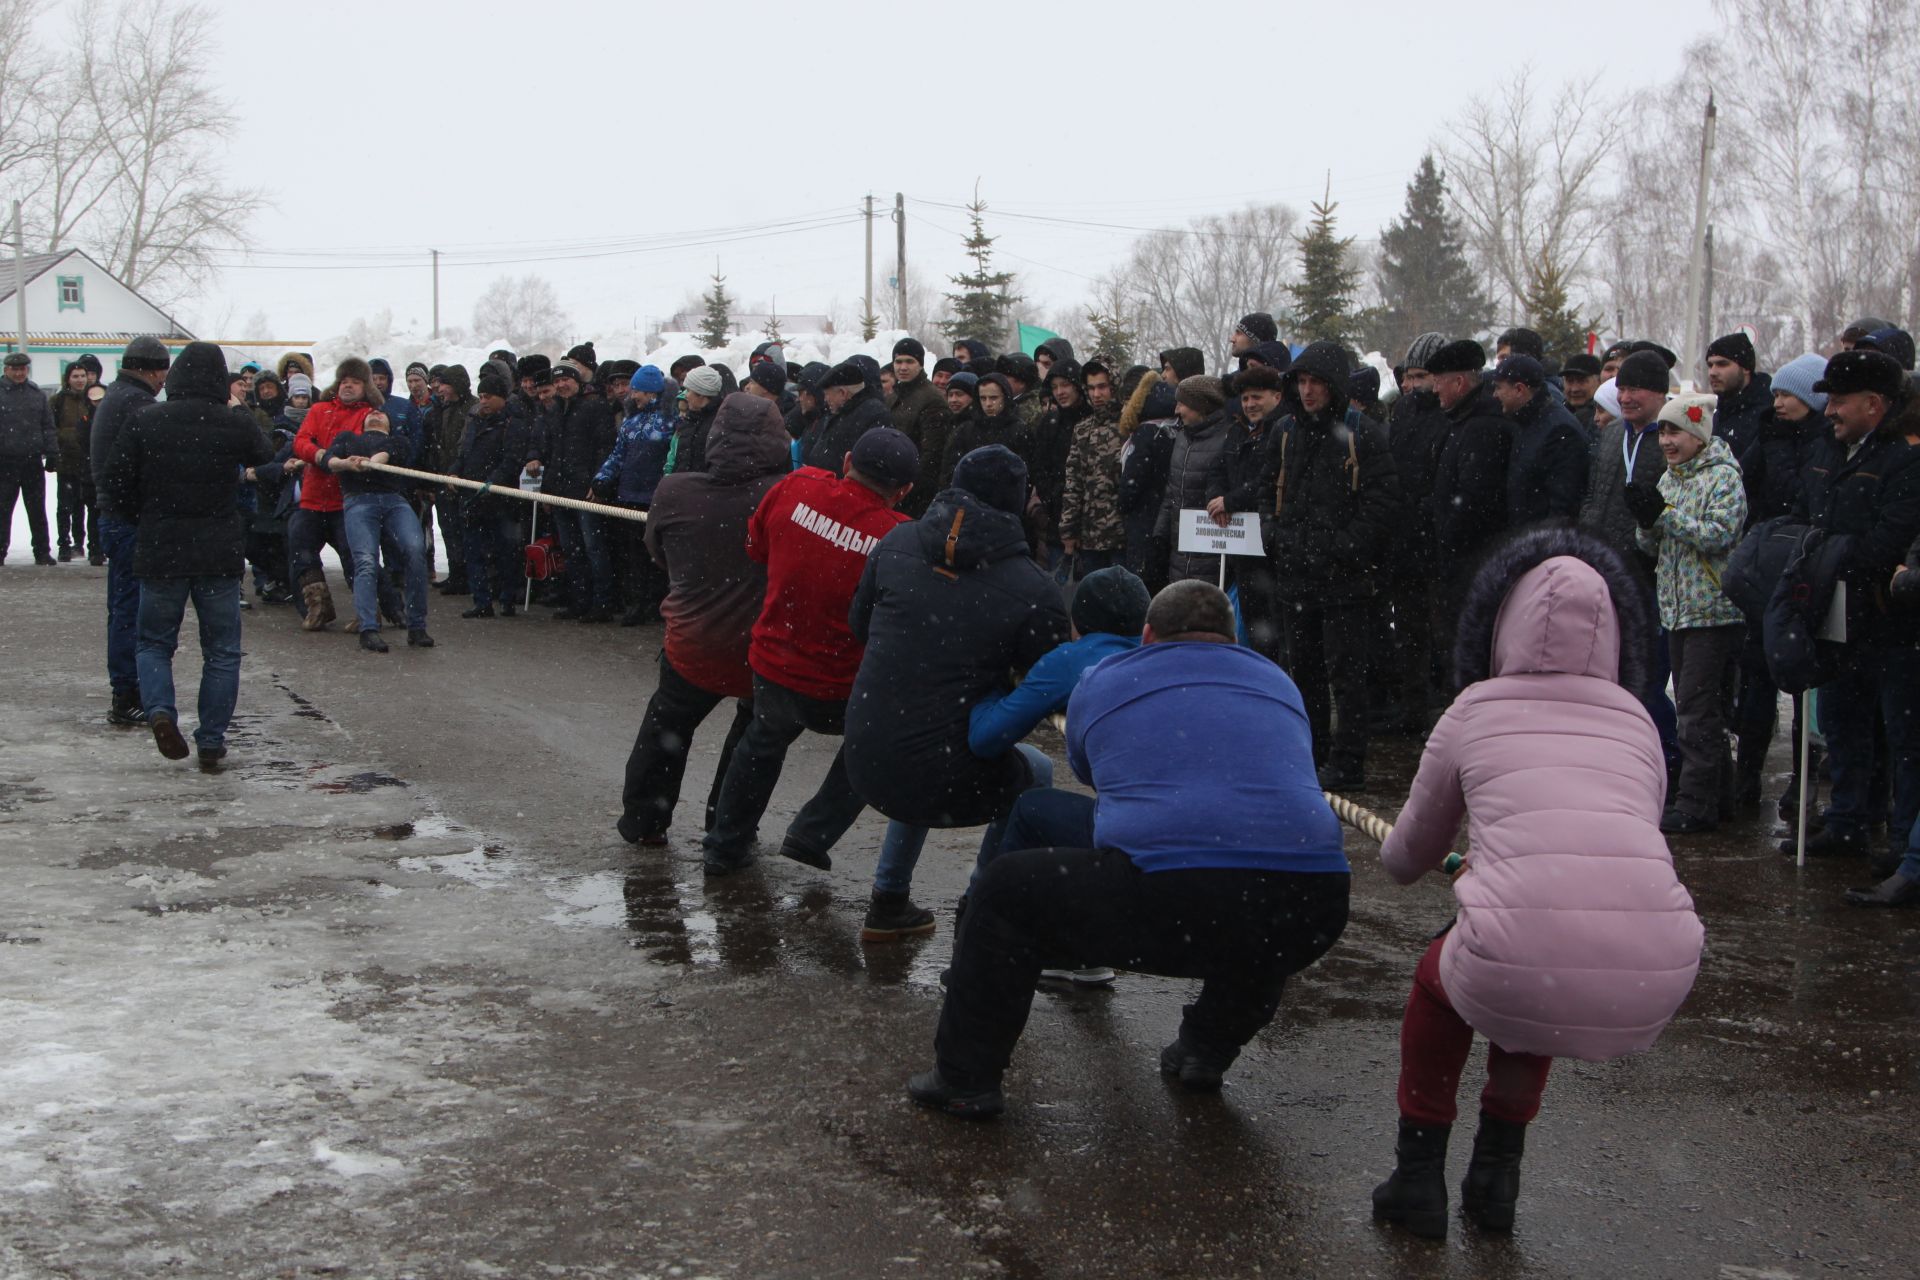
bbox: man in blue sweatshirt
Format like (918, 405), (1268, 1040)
(909, 580), (1352, 1119)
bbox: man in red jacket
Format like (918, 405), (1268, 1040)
(291, 357), (381, 630)
(700, 427), (919, 875)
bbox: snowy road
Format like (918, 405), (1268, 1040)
(2, 560), (1916, 1278)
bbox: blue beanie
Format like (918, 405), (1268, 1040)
(629, 364), (666, 394)
(1770, 352), (1828, 413)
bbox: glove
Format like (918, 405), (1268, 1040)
(1624, 480), (1667, 529)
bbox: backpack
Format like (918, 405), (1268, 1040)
(523, 533), (566, 580)
(1762, 529), (1853, 694)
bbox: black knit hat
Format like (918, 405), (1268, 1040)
(932, 356), (962, 376)
(1235, 312), (1279, 344)
(1615, 350), (1671, 394)
(1706, 332), (1756, 372)
(1425, 339), (1486, 376)
(477, 370), (511, 399)
(1071, 566), (1151, 638)
(1858, 327), (1917, 371)
(1159, 347), (1206, 381)
(566, 342), (598, 370)
(850, 425), (919, 487)
(996, 352), (1038, 387)
(749, 360), (786, 395)
(953, 443), (1029, 515)
(892, 337), (926, 364)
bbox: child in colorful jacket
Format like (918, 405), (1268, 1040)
(1630, 392), (1749, 833)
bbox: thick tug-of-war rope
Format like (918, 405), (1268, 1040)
(360, 460), (650, 523)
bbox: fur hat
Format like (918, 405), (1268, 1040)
(1657, 392), (1718, 445)
(329, 356), (386, 407)
(515, 354), (552, 385)
(1174, 374), (1226, 416)
(1706, 332), (1756, 372)
(1814, 349), (1905, 399)
(1236, 363), (1285, 393)
(1426, 339), (1486, 376)
(1453, 525), (1651, 695)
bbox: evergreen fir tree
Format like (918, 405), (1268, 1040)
(762, 301), (784, 346)
(1369, 154), (1492, 359)
(939, 185), (1022, 345)
(698, 265), (732, 350)
(860, 312), (879, 342)
(1085, 308), (1139, 367)
(1286, 179), (1360, 348)
(1521, 250), (1592, 363)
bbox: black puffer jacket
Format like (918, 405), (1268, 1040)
(424, 366), (472, 476)
(541, 393), (618, 500)
(1713, 371), (1773, 463)
(1386, 388), (1451, 578)
(1267, 342), (1402, 605)
(90, 371), (160, 520)
(1505, 386), (1589, 525)
(455, 405), (531, 521)
(1152, 407), (1232, 582)
(101, 342), (273, 578)
(1738, 406), (1824, 525)
(844, 474), (1069, 828)
(1211, 403), (1287, 520)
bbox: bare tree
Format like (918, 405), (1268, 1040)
(1437, 69), (1622, 323)
(883, 263), (950, 353)
(0, 0), (48, 187)
(472, 274), (571, 353)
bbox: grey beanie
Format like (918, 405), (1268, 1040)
(1404, 332), (1447, 372)
(684, 366), (725, 398)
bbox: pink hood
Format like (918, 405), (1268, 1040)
(1382, 556), (1704, 1062)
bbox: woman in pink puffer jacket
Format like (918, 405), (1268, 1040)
(1370, 527), (1704, 1241)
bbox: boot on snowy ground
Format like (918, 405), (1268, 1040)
(1372, 1118), (1450, 1240)
(297, 568), (336, 631)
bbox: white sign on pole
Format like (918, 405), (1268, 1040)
(1176, 509), (1264, 557)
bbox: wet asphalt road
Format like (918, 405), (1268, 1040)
(3, 561), (1918, 1278)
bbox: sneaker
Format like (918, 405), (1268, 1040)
(861, 891), (936, 943)
(906, 1068), (1004, 1120)
(150, 715), (190, 761)
(359, 630), (389, 653)
(407, 628), (436, 648)
(197, 745), (227, 772)
(1158, 1037), (1226, 1092)
(107, 691), (147, 727)
(1040, 967), (1117, 987)
(461, 605), (495, 619)
(777, 838), (832, 871)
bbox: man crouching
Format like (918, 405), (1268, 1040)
(908, 580), (1352, 1118)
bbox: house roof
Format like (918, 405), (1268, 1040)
(0, 247), (193, 338)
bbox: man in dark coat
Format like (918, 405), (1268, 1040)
(540, 360), (619, 620)
(843, 445), (1070, 942)
(1377, 333), (1452, 731)
(0, 351), (56, 566)
(90, 336), (172, 726)
(454, 370), (530, 618)
(425, 365), (474, 594)
(1561, 352), (1603, 437)
(886, 338), (948, 518)
(1790, 352), (1920, 869)
(802, 360), (891, 471)
(1204, 362), (1287, 664)
(1491, 354), (1588, 525)
(1425, 340), (1511, 637)
(100, 342), (273, 767)
(1265, 341), (1402, 789)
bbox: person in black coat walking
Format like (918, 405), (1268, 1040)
(1266, 341), (1402, 789)
(101, 341), (273, 767)
(843, 445), (1071, 941)
(89, 337), (172, 725)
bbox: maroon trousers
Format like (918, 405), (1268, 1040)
(1397, 934), (1553, 1127)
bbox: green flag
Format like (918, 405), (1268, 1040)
(1018, 323), (1059, 356)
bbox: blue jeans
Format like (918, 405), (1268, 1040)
(101, 515), (141, 695)
(551, 508), (613, 612)
(1820, 645), (1920, 840)
(873, 744), (1053, 894)
(343, 493), (428, 631)
(136, 576), (243, 750)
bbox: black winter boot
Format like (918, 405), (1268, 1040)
(107, 689), (147, 727)
(1460, 1111), (1527, 1232)
(1371, 1118), (1451, 1240)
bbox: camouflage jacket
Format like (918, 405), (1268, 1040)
(1059, 403), (1127, 551)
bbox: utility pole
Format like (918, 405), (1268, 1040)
(1680, 92), (1718, 391)
(12, 201), (26, 364)
(893, 192), (907, 335)
(1702, 226), (1716, 372)
(431, 249), (440, 339)
(863, 194), (874, 329)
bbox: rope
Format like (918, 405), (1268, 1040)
(359, 460), (649, 524)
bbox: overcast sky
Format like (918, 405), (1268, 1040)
(167, 0), (1720, 345)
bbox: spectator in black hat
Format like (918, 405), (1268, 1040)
(930, 356), (961, 392)
(1159, 346), (1206, 385)
(801, 360), (891, 472)
(1705, 331), (1771, 460)
(1232, 312), (1280, 357)
(1426, 340), (1512, 627)
(744, 358), (787, 405)
(0, 350), (56, 567)
(1839, 317), (1893, 351)
(888, 337), (948, 518)
(953, 338), (994, 369)
(90, 336), (172, 725)
(1599, 340), (1635, 383)
(1794, 351), (1920, 877)
(1491, 354), (1588, 525)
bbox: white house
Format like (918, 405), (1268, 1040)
(0, 248), (194, 387)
